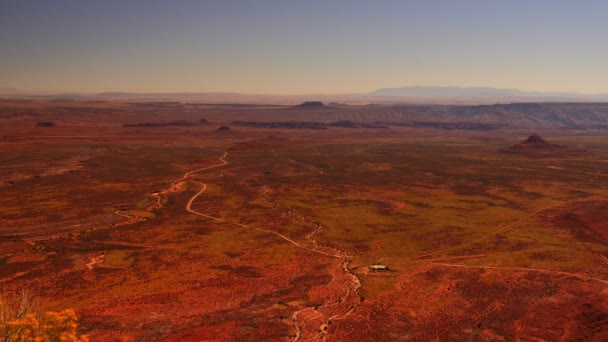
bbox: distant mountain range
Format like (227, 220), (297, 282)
(0, 87), (19, 94)
(223, 102), (608, 129)
(368, 86), (608, 102)
(4, 88), (608, 129)
(2, 86), (608, 104)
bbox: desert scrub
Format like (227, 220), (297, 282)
(1, 291), (88, 342)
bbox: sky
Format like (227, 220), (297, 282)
(1, 0), (608, 94)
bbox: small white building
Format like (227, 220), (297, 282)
(369, 264), (389, 272)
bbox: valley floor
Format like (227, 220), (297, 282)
(2, 101), (608, 340)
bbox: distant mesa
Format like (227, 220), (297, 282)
(524, 134), (548, 144)
(297, 101), (325, 108)
(123, 120), (196, 128)
(501, 133), (579, 156)
(217, 126), (231, 131)
(380, 121), (501, 131)
(35, 121), (55, 127)
(511, 134), (562, 150)
(231, 120), (387, 129)
(134, 101), (181, 107)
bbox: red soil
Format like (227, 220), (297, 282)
(540, 200), (608, 245)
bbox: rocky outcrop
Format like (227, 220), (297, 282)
(500, 134), (585, 156)
(509, 134), (562, 150)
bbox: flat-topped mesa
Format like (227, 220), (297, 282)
(297, 101), (325, 107)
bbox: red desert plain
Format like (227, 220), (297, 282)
(2, 99), (608, 340)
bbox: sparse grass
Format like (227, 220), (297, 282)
(3, 102), (608, 340)
(103, 250), (135, 269)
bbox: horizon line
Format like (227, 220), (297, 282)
(2, 85), (608, 97)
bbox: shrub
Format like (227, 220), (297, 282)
(1, 291), (88, 342)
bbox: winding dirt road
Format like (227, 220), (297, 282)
(184, 149), (311, 250)
(183, 147), (361, 341)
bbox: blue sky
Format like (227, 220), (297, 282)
(1, 0), (607, 94)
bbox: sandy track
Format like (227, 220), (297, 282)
(184, 148), (343, 259)
(410, 214), (608, 287)
(183, 148), (361, 341)
(412, 222), (608, 286)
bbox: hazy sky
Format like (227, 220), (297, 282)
(1, 0), (607, 94)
